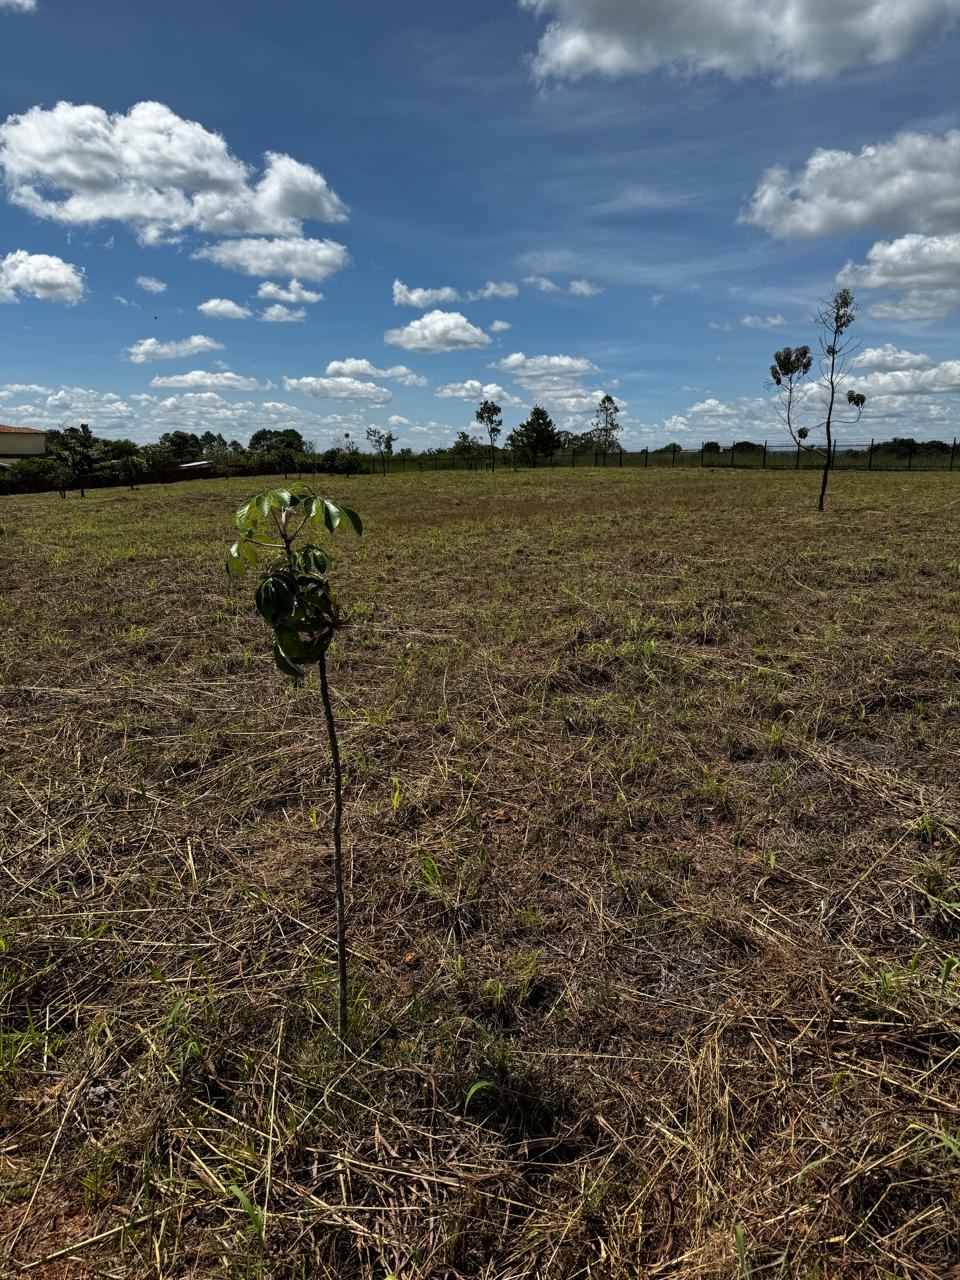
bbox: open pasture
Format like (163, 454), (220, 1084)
(1, 467), (959, 1279)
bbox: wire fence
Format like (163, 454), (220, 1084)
(399, 439), (960, 474)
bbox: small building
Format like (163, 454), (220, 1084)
(0, 424), (47, 467)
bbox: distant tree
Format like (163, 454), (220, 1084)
(769, 287), (867, 513)
(365, 427), (397, 476)
(249, 428), (305, 455)
(158, 431), (203, 463)
(589, 394), (622, 462)
(702, 441), (722, 454)
(49, 423), (96, 496)
(475, 399), (502, 471)
(452, 430), (485, 470)
(510, 405), (559, 468)
(200, 431), (229, 459)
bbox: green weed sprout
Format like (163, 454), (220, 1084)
(226, 485), (362, 1044)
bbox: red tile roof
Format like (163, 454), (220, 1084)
(0, 424), (45, 434)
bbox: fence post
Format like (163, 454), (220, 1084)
(644, 448), (649, 469)
(868, 439), (874, 470)
(672, 443), (677, 467)
(700, 443), (705, 467)
(795, 441), (801, 470)
(951, 439), (957, 471)
(908, 448), (913, 471)
(619, 448), (623, 467)
(730, 442), (736, 468)
(762, 441), (768, 469)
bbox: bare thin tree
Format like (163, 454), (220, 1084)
(769, 288), (867, 513)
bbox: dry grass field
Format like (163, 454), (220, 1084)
(1, 466), (959, 1279)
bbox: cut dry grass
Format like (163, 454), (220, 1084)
(1, 467), (959, 1278)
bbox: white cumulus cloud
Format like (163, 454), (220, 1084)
(260, 303), (306, 323)
(470, 281), (519, 300)
(490, 320), (512, 332)
(837, 232), (960, 320)
(325, 358), (425, 386)
(853, 345), (934, 373)
(198, 297), (251, 320)
(136, 275), (167, 294)
(384, 310), (492, 353)
(0, 249), (85, 303)
(569, 278), (603, 296)
(435, 380), (522, 406)
(523, 275), (561, 293)
(0, 1), (37, 11)
(743, 130), (960, 239)
(520, 0), (960, 82)
(194, 236), (348, 282)
(740, 313), (786, 328)
(149, 370), (268, 391)
(283, 375), (392, 404)
(0, 101), (347, 244)
(494, 351), (598, 379)
(393, 279), (461, 307)
(388, 414), (411, 427)
(257, 278), (323, 304)
(127, 334), (224, 363)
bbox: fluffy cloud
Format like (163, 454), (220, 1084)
(470, 281), (519, 300)
(853, 345), (934, 373)
(193, 236), (348, 282)
(127, 334), (224, 363)
(387, 414), (411, 427)
(0, 1), (37, 11)
(490, 320), (512, 332)
(0, 249), (85, 303)
(283, 375), (392, 404)
(740, 313), (786, 328)
(137, 275), (167, 294)
(198, 297), (251, 320)
(149, 370), (268, 391)
(690, 397), (736, 415)
(259, 303), (306, 323)
(434, 380), (522, 406)
(837, 233), (960, 320)
(569, 278), (603, 296)
(0, 101), (347, 243)
(852, 357), (960, 398)
(494, 351), (598, 379)
(523, 275), (561, 293)
(257, 278), (323, 304)
(325, 358), (426, 386)
(744, 130), (960, 239)
(393, 279), (461, 307)
(384, 310), (491, 353)
(520, 0), (960, 82)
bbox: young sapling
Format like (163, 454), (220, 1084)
(226, 486), (362, 1044)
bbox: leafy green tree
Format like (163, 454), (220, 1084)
(475, 399), (502, 471)
(49, 423), (96, 496)
(365, 427), (397, 476)
(158, 431), (203, 463)
(510, 405), (559, 467)
(589, 394), (622, 461)
(200, 431), (229, 459)
(769, 288), (867, 512)
(452, 431), (484, 470)
(249, 428), (305, 455)
(226, 487), (362, 1045)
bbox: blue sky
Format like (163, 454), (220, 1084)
(1, 0), (959, 448)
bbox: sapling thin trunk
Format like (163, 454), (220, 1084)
(227, 485), (362, 1048)
(317, 645), (348, 1040)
